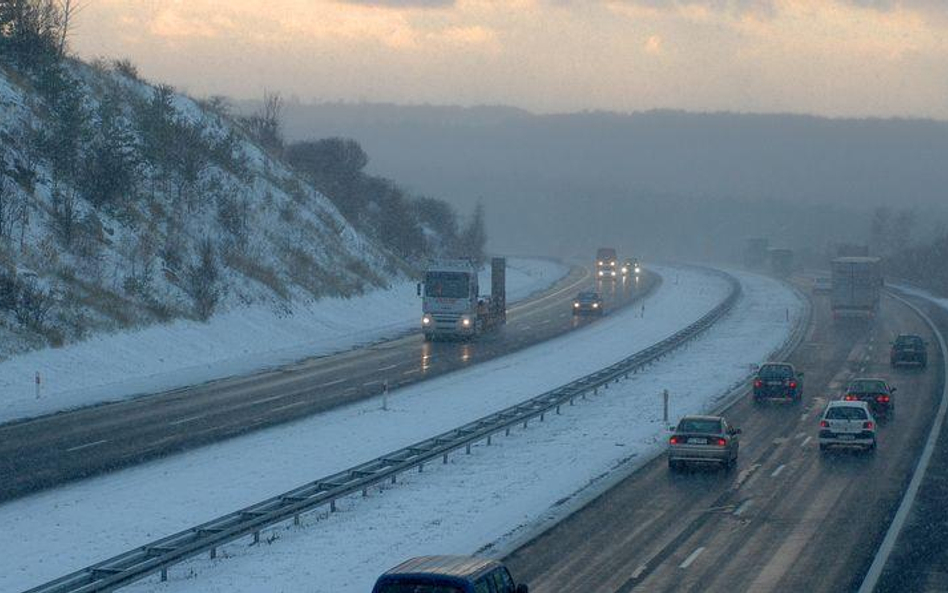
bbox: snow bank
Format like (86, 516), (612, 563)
(0, 258), (567, 424)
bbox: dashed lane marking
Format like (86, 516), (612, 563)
(801, 436), (813, 447)
(402, 369), (420, 376)
(679, 547), (705, 569)
(169, 414), (206, 426)
(318, 378), (346, 388)
(771, 464), (787, 478)
(65, 439), (108, 452)
(378, 364), (398, 372)
(272, 401), (308, 413)
(733, 499), (752, 516)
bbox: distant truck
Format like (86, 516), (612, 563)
(596, 247), (618, 279)
(419, 257), (506, 340)
(769, 248), (794, 277)
(744, 238), (769, 269)
(831, 257), (883, 319)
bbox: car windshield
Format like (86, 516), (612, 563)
(376, 582), (464, 593)
(677, 419), (721, 434)
(896, 336), (923, 347)
(577, 292), (598, 301)
(848, 380), (887, 394)
(425, 272), (470, 299)
(759, 365), (792, 379)
(825, 406), (868, 420)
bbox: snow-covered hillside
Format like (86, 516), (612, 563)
(0, 58), (404, 358)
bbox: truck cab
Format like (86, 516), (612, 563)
(420, 258), (506, 341)
(596, 247), (618, 279)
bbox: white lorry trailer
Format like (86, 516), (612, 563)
(419, 257), (506, 340)
(831, 256), (883, 319)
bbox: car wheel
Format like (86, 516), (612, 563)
(819, 443), (828, 452)
(668, 459), (678, 471)
(868, 439), (877, 453)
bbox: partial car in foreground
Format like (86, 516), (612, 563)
(843, 377), (895, 419)
(372, 556), (529, 593)
(572, 291), (604, 316)
(891, 334), (928, 368)
(668, 415), (741, 471)
(819, 400), (876, 452)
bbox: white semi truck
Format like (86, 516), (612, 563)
(831, 256), (883, 319)
(419, 257), (506, 341)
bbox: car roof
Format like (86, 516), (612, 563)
(577, 291), (600, 298)
(849, 377), (887, 384)
(826, 400), (870, 410)
(383, 556), (500, 580)
(679, 415), (723, 422)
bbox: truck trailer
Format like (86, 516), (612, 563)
(831, 257), (883, 319)
(419, 257), (506, 340)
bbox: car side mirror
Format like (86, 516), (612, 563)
(416, 282), (422, 296)
(797, 372), (805, 378)
(891, 387), (897, 393)
(730, 427), (742, 435)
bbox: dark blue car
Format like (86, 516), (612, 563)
(372, 556), (529, 593)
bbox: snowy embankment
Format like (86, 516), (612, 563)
(0, 267), (802, 593)
(0, 258), (568, 424)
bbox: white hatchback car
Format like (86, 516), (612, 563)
(819, 400), (877, 452)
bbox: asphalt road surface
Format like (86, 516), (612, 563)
(0, 267), (657, 502)
(506, 289), (943, 593)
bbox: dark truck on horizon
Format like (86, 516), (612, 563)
(753, 362), (804, 404)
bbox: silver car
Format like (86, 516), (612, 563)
(668, 415), (741, 471)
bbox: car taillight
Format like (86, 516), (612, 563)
(820, 420), (829, 428)
(714, 437), (727, 446)
(864, 421), (874, 429)
(876, 395), (890, 403)
(844, 394), (857, 401)
(669, 436), (681, 444)
(789, 381), (797, 389)
(754, 380), (762, 388)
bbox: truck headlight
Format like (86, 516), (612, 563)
(422, 315), (432, 325)
(461, 317), (472, 327)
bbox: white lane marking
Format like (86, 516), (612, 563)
(630, 564), (648, 580)
(363, 380), (381, 387)
(318, 378), (346, 388)
(344, 387), (357, 394)
(169, 414), (206, 426)
(272, 401), (308, 413)
(679, 547), (705, 569)
(796, 432), (806, 439)
(734, 463), (761, 490)
(402, 369), (420, 376)
(801, 436), (813, 447)
(256, 394), (284, 404)
(65, 439), (108, 452)
(538, 319), (551, 325)
(771, 464), (786, 478)
(800, 414), (809, 422)
(733, 500), (752, 516)
(521, 325), (532, 330)
(378, 364), (398, 372)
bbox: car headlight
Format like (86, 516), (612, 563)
(635, 266), (641, 274)
(611, 271), (616, 277)
(621, 267), (629, 274)
(598, 270), (604, 276)
(592, 303), (599, 308)
(574, 302), (580, 308)
(461, 317), (472, 327)
(422, 315), (432, 325)
(598, 261), (603, 266)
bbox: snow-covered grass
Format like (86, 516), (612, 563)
(0, 258), (567, 424)
(0, 267), (803, 593)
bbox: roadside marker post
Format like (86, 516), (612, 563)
(382, 381), (389, 411)
(663, 389), (669, 423)
(35, 372), (41, 399)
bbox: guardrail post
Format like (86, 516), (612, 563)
(161, 568), (167, 582)
(523, 419), (528, 428)
(362, 487), (368, 497)
(540, 412), (545, 422)
(391, 475), (397, 484)
(466, 444), (471, 454)
(505, 427), (511, 436)
(210, 547), (216, 559)
(295, 513), (302, 524)
(487, 435), (492, 446)
(594, 387), (598, 395)
(253, 531), (260, 544)
(556, 405), (561, 415)
(443, 453), (448, 464)
(663, 389), (669, 423)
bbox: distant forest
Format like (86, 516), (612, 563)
(245, 101), (948, 271)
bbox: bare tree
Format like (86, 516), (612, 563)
(57, 0), (84, 56)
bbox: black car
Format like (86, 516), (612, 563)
(844, 377), (895, 418)
(753, 362), (804, 403)
(891, 334), (927, 368)
(572, 291), (604, 315)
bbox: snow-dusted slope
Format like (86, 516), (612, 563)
(0, 257), (567, 423)
(0, 60), (398, 359)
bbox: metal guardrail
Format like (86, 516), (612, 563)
(25, 269), (741, 593)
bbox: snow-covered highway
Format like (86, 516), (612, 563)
(4, 267), (802, 593)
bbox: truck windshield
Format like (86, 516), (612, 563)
(376, 582), (464, 593)
(425, 272), (470, 298)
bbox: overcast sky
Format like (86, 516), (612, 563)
(72, 0), (948, 118)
